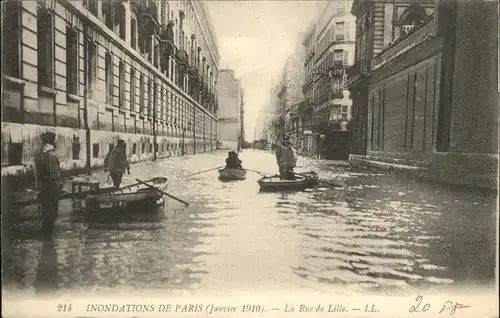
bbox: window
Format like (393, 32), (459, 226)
(105, 52), (113, 104)
(335, 22), (345, 41)
(334, 50), (343, 67)
(152, 83), (158, 118)
(148, 79), (153, 115)
(38, 6), (54, 88)
(66, 26), (79, 95)
(8, 143), (23, 166)
(83, 0), (98, 16)
(119, 10), (126, 40)
(161, 1), (166, 25)
(2, 1), (21, 78)
(130, 68), (135, 111)
(104, 1), (114, 30)
(131, 18), (137, 49)
(343, 51), (349, 66)
(336, 5), (345, 14)
(92, 143), (99, 158)
(119, 61), (125, 108)
(86, 40), (97, 94)
(142, 143), (146, 154)
(154, 44), (159, 68)
(72, 137), (80, 160)
(132, 143), (137, 154)
(140, 74), (145, 113)
(147, 37), (153, 63)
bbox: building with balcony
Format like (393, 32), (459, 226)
(347, 0), (498, 190)
(268, 36), (306, 151)
(1, 0), (220, 183)
(305, 0), (356, 159)
(300, 21), (317, 156)
(217, 69), (241, 149)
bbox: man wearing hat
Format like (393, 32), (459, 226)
(276, 136), (297, 180)
(34, 131), (63, 237)
(107, 139), (130, 188)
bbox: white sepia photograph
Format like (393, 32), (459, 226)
(1, 0), (499, 317)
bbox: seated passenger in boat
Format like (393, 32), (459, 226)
(225, 151), (243, 169)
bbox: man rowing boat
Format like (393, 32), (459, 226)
(275, 136), (297, 180)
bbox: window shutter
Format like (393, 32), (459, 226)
(343, 51), (349, 66)
(346, 21), (350, 41)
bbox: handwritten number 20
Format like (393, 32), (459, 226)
(409, 296), (431, 313)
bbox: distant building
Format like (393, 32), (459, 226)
(268, 36), (305, 150)
(240, 87), (245, 145)
(347, 0), (498, 190)
(1, 0), (220, 181)
(217, 69), (241, 149)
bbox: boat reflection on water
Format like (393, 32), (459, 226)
(87, 204), (167, 230)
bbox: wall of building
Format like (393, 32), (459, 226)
(448, 0), (498, 155)
(367, 53), (441, 156)
(217, 69), (241, 147)
(1, 0), (220, 184)
(348, 0), (498, 190)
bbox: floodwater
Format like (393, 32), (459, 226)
(2, 150), (497, 296)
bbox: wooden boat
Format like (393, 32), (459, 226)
(218, 168), (247, 181)
(85, 176), (169, 213)
(257, 171), (319, 192)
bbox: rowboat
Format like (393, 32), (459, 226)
(257, 171), (319, 192)
(218, 168), (247, 181)
(85, 176), (169, 213)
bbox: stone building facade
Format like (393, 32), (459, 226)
(347, 0), (498, 190)
(300, 22), (317, 156)
(217, 69), (241, 150)
(1, 0), (220, 181)
(310, 1), (356, 159)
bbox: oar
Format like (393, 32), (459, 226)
(290, 170), (346, 188)
(134, 178), (190, 207)
(244, 168), (276, 177)
(183, 166), (225, 178)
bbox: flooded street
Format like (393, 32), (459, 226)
(2, 150), (497, 296)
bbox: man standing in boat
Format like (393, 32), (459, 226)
(34, 131), (63, 237)
(107, 139), (130, 188)
(276, 136), (297, 180)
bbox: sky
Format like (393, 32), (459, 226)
(205, 1), (322, 141)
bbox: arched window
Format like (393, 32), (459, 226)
(394, 3), (428, 38)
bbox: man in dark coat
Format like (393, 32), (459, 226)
(225, 151), (243, 169)
(107, 139), (130, 188)
(34, 131), (63, 237)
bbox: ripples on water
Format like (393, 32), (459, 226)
(2, 150), (497, 296)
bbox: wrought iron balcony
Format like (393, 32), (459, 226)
(159, 25), (176, 57)
(131, 0), (159, 37)
(188, 65), (198, 78)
